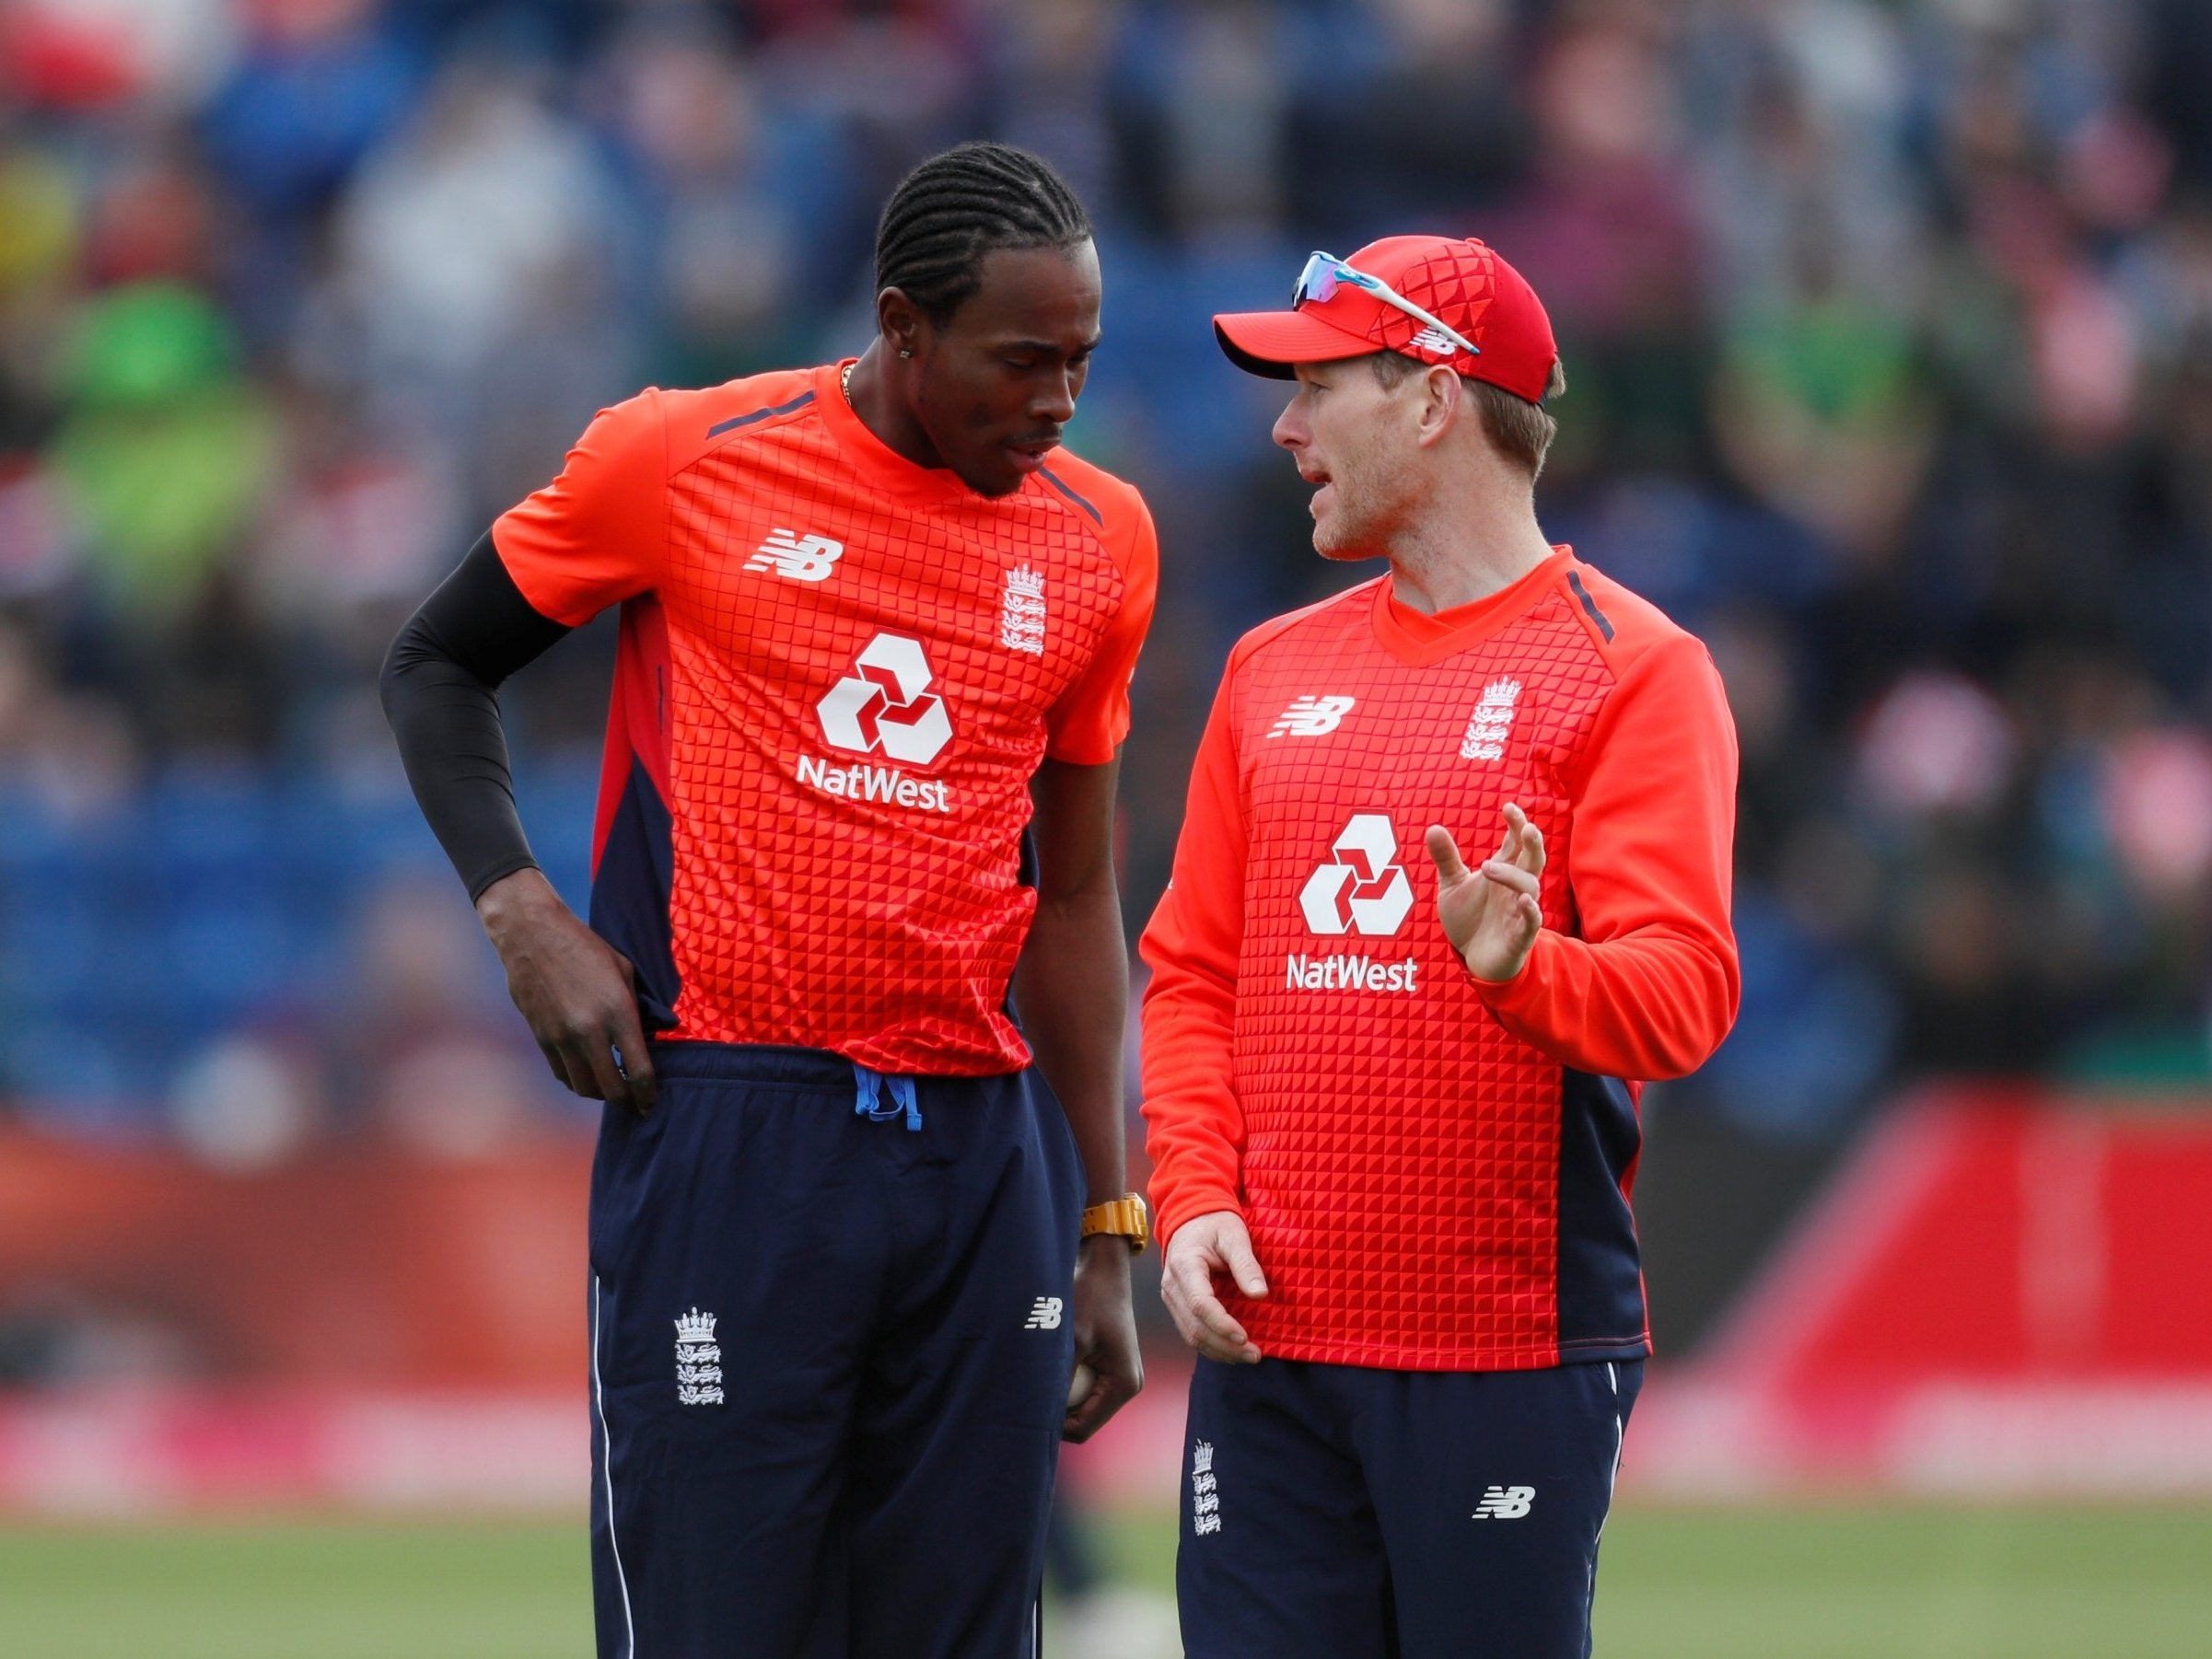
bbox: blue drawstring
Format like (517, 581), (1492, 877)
(853, 1063), (921, 1131)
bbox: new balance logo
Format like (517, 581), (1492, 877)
(1267, 695), (1355, 738)
(1298, 814), (1415, 937)
(1410, 325), (1462, 356)
(1024, 1297), (1064, 1330)
(999, 565), (1047, 655)
(674, 1306), (724, 1406)
(1472, 1485), (1534, 1520)
(1460, 678), (1520, 761)
(746, 527), (844, 582)
(1192, 1439), (1221, 1536)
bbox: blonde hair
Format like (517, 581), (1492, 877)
(1372, 354), (1567, 480)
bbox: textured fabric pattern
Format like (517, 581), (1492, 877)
(495, 362), (1158, 1074)
(1142, 552), (1739, 1370)
(1346, 239), (1498, 363)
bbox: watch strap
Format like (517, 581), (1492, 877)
(1079, 1193), (1150, 1254)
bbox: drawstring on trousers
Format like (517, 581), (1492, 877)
(853, 1063), (921, 1131)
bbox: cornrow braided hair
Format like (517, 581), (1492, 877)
(875, 142), (1092, 325)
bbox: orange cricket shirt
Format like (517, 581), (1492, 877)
(1140, 550), (1739, 1369)
(493, 362), (1157, 1074)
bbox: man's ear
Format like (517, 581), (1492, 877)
(1417, 365), (1463, 447)
(877, 287), (926, 360)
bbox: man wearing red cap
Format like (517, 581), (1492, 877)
(1140, 236), (1740, 1655)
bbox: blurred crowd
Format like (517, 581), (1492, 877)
(6, 0), (2212, 1154)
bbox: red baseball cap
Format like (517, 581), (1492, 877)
(1214, 234), (1559, 404)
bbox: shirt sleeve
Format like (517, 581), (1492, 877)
(1045, 492), (1159, 765)
(1469, 630), (1740, 1081)
(489, 389), (668, 628)
(379, 532), (572, 900)
(1137, 658), (1249, 1247)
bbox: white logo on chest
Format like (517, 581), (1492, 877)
(1267, 694), (1356, 738)
(746, 527), (844, 582)
(1299, 813), (1415, 936)
(674, 1307), (724, 1406)
(999, 565), (1047, 655)
(1460, 678), (1521, 761)
(815, 633), (952, 766)
(799, 633), (955, 812)
(1290, 814), (1421, 992)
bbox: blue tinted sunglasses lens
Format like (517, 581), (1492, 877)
(1295, 253), (1340, 306)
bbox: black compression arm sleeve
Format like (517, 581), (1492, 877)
(380, 532), (575, 901)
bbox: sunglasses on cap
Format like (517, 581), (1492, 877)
(1293, 251), (1482, 360)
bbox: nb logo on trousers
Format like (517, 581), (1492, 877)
(1024, 1297), (1063, 1329)
(1472, 1484), (1535, 1520)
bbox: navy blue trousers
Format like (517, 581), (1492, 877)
(587, 1042), (1084, 1659)
(1179, 1355), (1643, 1659)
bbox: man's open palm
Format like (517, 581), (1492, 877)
(1426, 803), (1546, 982)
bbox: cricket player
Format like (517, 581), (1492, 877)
(382, 143), (1155, 1658)
(1141, 235), (1740, 1656)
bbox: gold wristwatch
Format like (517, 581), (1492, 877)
(1079, 1193), (1150, 1254)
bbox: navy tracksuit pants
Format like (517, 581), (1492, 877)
(1179, 1352), (1643, 1659)
(587, 1041), (1084, 1658)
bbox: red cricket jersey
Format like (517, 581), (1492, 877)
(493, 362), (1157, 1074)
(1140, 550), (1738, 1369)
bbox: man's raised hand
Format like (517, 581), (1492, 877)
(1425, 803), (1546, 982)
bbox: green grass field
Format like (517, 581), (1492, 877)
(2, 1502), (2207, 1657)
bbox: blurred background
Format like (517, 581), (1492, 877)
(4, 0), (2212, 1653)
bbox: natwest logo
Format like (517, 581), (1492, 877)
(1286, 953), (1418, 993)
(795, 754), (950, 813)
(816, 633), (952, 766)
(799, 633), (956, 814)
(1299, 813), (1415, 936)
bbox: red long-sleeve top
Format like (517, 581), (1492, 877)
(1140, 549), (1739, 1369)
